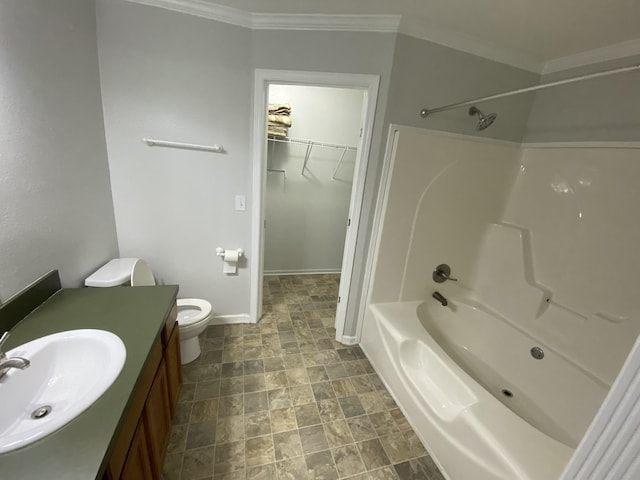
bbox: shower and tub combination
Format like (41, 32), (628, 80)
(360, 69), (640, 479)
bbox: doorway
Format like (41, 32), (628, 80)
(250, 70), (379, 343)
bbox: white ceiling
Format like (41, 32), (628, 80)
(206, 0), (640, 70)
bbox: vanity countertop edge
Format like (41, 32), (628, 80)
(0, 284), (179, 480)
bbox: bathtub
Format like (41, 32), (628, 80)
(361, 298), (608, 479)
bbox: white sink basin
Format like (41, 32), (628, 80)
(0, 329), (126, 453)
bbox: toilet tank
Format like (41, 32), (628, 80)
(85, 258), (150, 287)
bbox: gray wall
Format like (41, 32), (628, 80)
(385, 34), (540, 143)
(0, 0), (118, 301)
(524, 55), (640, 142)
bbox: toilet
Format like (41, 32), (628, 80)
(85, 258), (213, 364)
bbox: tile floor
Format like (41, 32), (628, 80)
(163, 274), (445, 480)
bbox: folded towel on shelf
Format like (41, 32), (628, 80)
(268, 123), (288, 137)
(268, 114), (292, 127)
(268, 103), (292, 115)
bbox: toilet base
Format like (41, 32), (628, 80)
(180, 336), (201, 364)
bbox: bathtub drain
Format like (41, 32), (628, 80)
(501, 389), (514, 398)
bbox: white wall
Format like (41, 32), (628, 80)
(0, 0), (118, 301)
(264, 85), (364, 273)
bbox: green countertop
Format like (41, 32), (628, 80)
(0, 285), (179, 480)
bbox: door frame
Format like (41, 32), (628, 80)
(249, 69), (379, 342)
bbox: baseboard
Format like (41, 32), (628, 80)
(264, 269), (341, 276)
(210, 313), (253, 325)
(340, 335), (358, 345)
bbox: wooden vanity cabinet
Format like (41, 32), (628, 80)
(105, 303), (181, 480)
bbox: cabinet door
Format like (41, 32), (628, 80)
(165, 323), (182, 415)
(120, 421), (153, 480)
(143, 358), (172, 478)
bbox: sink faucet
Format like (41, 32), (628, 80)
(0, 332), (30, 379)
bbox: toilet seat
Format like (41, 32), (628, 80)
(177, 298), (212, 326)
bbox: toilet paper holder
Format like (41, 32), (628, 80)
(216, 247), (244, 259)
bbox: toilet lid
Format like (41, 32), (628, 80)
(177, 298), (212, 326)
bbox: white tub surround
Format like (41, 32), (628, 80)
(360, 127), (640, 479)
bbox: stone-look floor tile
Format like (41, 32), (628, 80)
(183, 364), (222, 384)
(200, 349), (223, 365)
(220, 377), (244, 396)
(264, 356), (286, 372)
(265, 371), (289, 390)
(244, 410), (271, 438)
(336, 348), (359, 362)
(344, 361), (367, 377)
(179, 383), (197, 403)
(216, 415), (244, 444)
(289, 384), (315, 406)
(294, 403), (322, 427)
(307, 366), (329, 383)
(163, 452), (183, 480)
(332, 444), (366, 477)
(276, 456), (311, 480)
(311, 381), (336, 402)
(182, 446), (215, 480)
(350, 375), (376, 394)
(244, 373), (266, 393)
(368, 466), (401, 479)
(394, 456), (445, 480)
(214, 471), (246, 480)
(389, 409), (411, 431)
(268, 388), (292, 410)
(357, 438), (391, 470)
(223, 348), (245, 363)
(167, 423), (188, 454)
(369, 411), (400, 437)
(195, 380), (221, 400)
(379, 432), (414, 464)
(331, 379), (356, 398)
(338, 396), (366, 418)
(358, 392), (387, 415)
(270, 407), (298, 433)
(186, 420), (217, 449)
(346, 415), (378, 442)
(245, 435), (275, 467)
(403, 430), (428, 457)
(286, 367), (310, 386)
(325, 363), (349, 380)
(245, 391), (268, 413)
(244, 359), (264, 374)
(174, 403), (193, 425)
(222, 362), (244, 378)
(316, 338), (335, 351)
(305, 450), (339, 480)
(191, 399), (219, 422)
(214, 440), (245, 475)
(381, 391), (398, 410)
(246, 463), (276, 480)
(323, 419), (354, 448)
(299, 424), (330, 454)
(219, 395), (243, 417)
(243, 345), (264, 360)
(368, 373), (387, 391)
(283, 354), (303, 370)
(273, 429), (304, 460)
(317, 399), (345, 423)
(244, 334), (262, 347)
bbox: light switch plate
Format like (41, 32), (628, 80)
(235, 195), (246, 211)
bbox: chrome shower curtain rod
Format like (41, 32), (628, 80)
(420, 64), (640, 118)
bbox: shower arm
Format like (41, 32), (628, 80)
(420, 64), (640, 118)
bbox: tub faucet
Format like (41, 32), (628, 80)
(432, 291), (448, 307)
(0, 331), (30, 379)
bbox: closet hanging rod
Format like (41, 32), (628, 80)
(268, 136), (357, 151)
(420, 63), (640, 117)
(143, 137), (225, 153)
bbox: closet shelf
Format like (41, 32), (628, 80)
(267, 136), (357, 175)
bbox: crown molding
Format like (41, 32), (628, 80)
(125, 0), (400, 33)
(542, 39), (640, 74)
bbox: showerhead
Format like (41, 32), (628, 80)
(468, 106), (497, 131)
